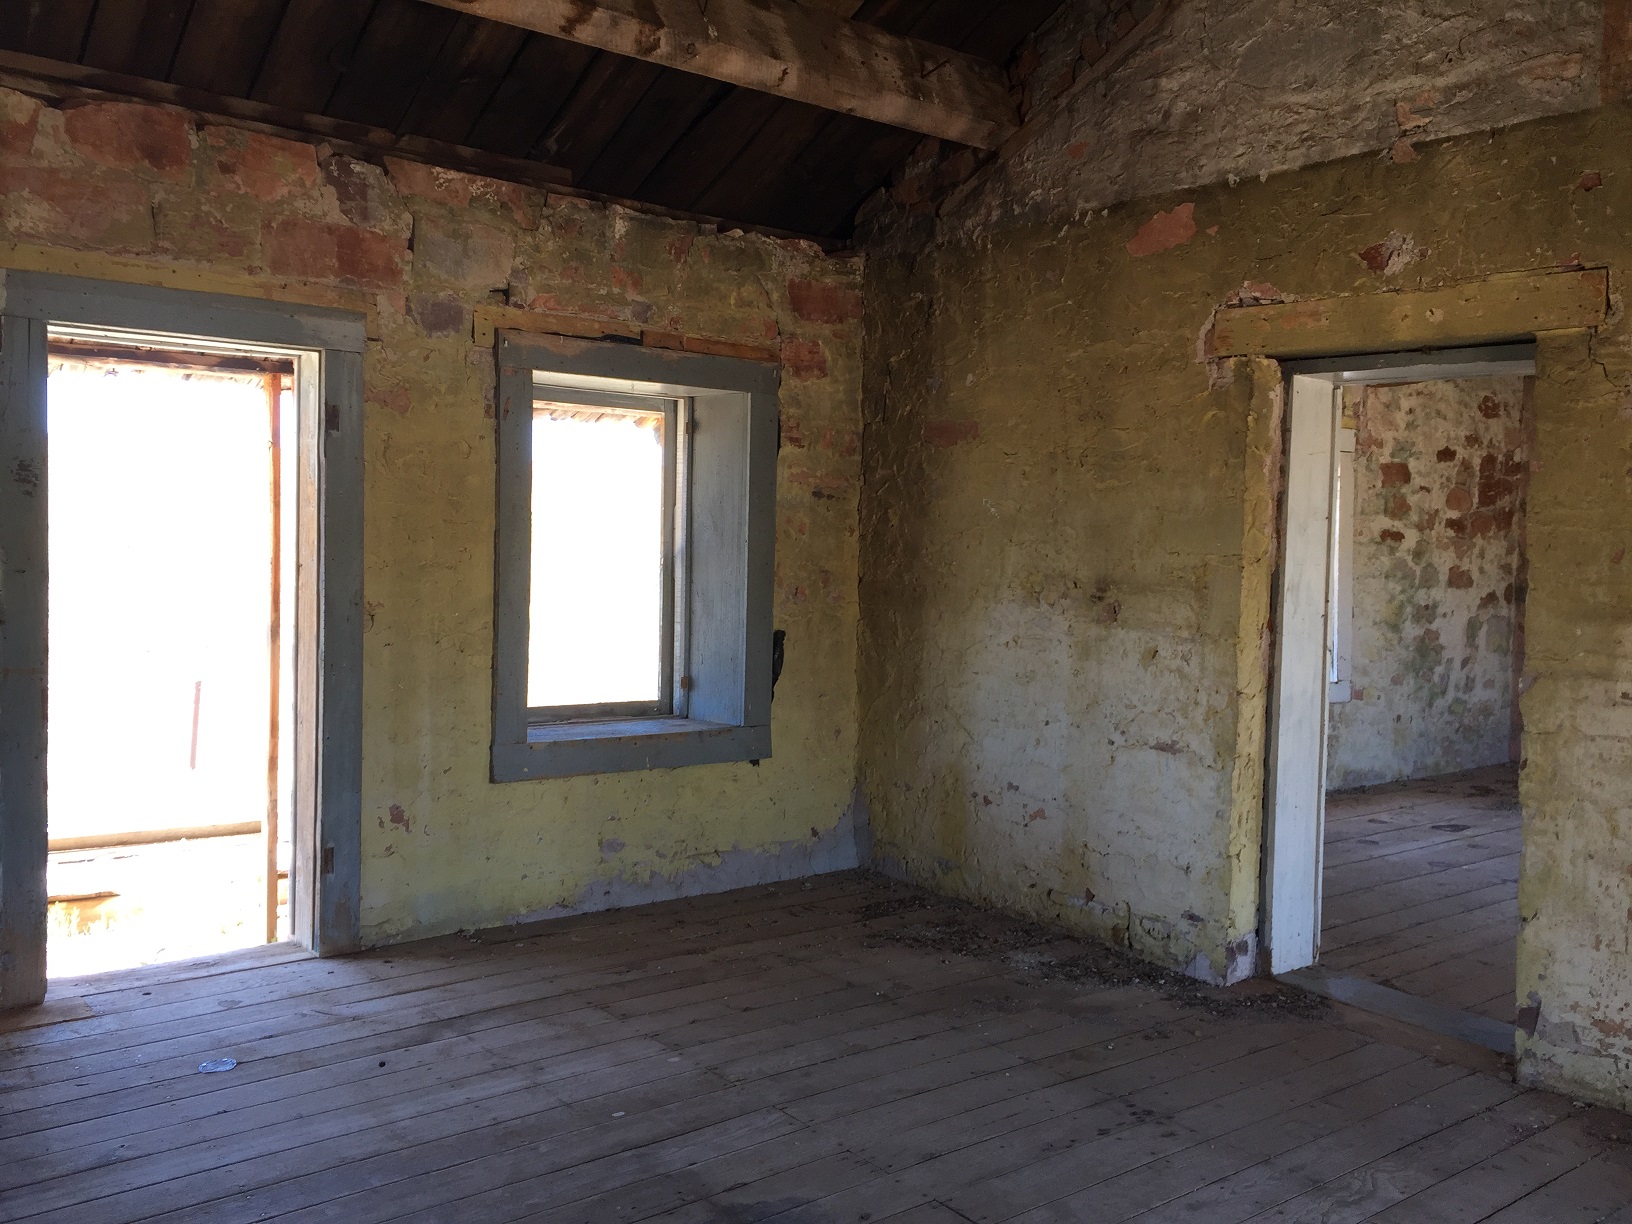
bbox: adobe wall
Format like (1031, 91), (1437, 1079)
(0, 84), (866, 945)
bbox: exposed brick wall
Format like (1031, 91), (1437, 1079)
(0, 86), (868, 944)
(1327, 377), (1528, 789)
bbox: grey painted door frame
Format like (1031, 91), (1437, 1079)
(0, 271), (365, 1008)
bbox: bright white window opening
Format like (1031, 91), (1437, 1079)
(526, 388), (682, 721)
(1329, 424), (1356, 703)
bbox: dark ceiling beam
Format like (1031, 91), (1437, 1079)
(413, 0), (1019, 148)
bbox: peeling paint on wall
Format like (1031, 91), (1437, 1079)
(1327, 377), (1528, 789)
(0, 86), (866, 947)
(861, 102), (1632, 1108)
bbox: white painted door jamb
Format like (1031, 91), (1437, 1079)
(1264, 373), (1341, 974)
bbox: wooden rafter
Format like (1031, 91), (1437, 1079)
(413, 0), (1019, 149)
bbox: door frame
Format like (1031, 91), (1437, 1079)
(1261, 343), (1538, 975)
(0, 271), (365, 1008)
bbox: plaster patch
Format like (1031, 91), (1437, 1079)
(1125, 202), (1197, 257)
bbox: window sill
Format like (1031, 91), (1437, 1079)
(493, 718), (770, 781)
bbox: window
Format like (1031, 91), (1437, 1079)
(527, 389), (680, 719)
(492, 334), (778, 781)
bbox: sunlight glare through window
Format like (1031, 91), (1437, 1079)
(527, 402), (667, 709)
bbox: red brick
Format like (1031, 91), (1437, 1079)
(264, 217), (406, 289)
(788, 278), (863, 325)
(1126, 203), (1196, 257)
(923, 420), (980, 448)
(4, 164), (152, 246)
(1380, 461), (1412, 487)
(63, 101), (191, 181)
(782, 338), (827, 380)
(205, 127), (317, 202)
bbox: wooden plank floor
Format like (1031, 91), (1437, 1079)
(5, 870), (1628, 1222)
(1323, 764), (1521, 1023)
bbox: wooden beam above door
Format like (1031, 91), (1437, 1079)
(412, 0), (1020, 149)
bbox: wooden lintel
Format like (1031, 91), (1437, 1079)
(1207, 269), (1610, 359)
(478, 308), (780, 364)
(414, 0), (1018, 149)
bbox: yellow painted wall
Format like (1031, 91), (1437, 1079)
(860, 102), (1632, 1106)
(0, 87), (866, 946)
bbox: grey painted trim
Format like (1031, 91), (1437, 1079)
(1281, 343), (1536, 384)
(0, 271), (367, 353)
(1279, 967), (1515, 1054)
(496, 721), (771, 780)
(316, 348), (365, 954)
(0, 315), (49, 1009)
(492, 357), (533, 758)
(0, 278), (366, 985)
(492, 334), (778, 782)
(511, 330), (779, 396)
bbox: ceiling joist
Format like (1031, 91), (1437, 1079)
(414, 0), (1019, 149)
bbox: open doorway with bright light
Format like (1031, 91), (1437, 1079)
(0, 274), (365, 1011)
(45, 332), (297, 977)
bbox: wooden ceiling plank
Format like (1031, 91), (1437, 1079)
(395, 16), (528, 144)
(0, 0), (99, 63)
(794, 0), (866, 16)
(325, 0), (462, 129)
(461, 33), (597, 158)
(907, 0), (1004, 52)
(692, 98), (832, 220)
(849, 0), (941, 37)
(410, 0), (1017, 148)
(528, 50), (662, 173)
(251, 0), (377, 113)
(170, 0), (293, 96)
(763, 112), (918, 237)
(81, 0), (196, 80)
(634, 87), (784, 210)
(577, 72), (728, 201)
(958, 0), (1068, 62)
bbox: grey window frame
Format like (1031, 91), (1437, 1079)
(0, 271), (365, 1010)
(492, 333), (778, 782)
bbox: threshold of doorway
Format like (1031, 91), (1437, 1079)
(1279, 965), (1515, 1054)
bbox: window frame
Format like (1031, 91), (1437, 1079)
(491, 332), (778, 782)
(523, 384), (684, 725)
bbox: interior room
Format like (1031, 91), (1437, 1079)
(1318, 370), (1530, 1035)
(2, 1), (1631, 1220)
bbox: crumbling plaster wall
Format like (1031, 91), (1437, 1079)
(1326, 377), (1527, 790)
(0, 86), (866, 945)
(859, 99), (1632, 1107)
(953, 0), (1606, 231)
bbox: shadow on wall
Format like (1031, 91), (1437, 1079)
(1326, 376), (1529, 790)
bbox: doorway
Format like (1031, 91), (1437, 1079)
(0, 272), (365, 1010)
(45, 335), (297, 977)
(1262, 344), (1536, 1050)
